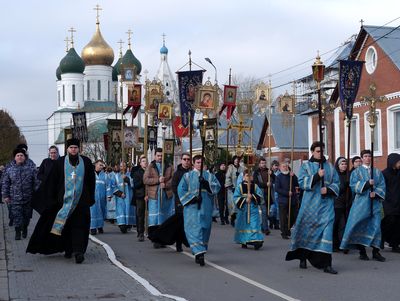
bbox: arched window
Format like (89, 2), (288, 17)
(87, 80), (90, 99)
(62, 85), (65, 102)
(72, 84), (76, 102)
(98, 80), (101, 100)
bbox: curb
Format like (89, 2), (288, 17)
(0, 205), (10, 301)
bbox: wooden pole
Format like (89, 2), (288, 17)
(288, 82), (296, 230)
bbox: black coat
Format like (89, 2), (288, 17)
(215, 170), (226, 199)
(275, 172), (299, 206)
(32, 158), (57, 214)
(27, 155), (95, 255)
(131, 165), (145, 201)
(171, 164), (191, 210)
(383, 153), (400, 216)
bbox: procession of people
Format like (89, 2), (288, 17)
(1, 135), (400, 274)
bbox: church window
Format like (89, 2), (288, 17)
(108, 81), (110, 100)
(58, 90), (61, 106)
(345, 115), (360, 157)
(395, 111), (400, 149)
(87, 80), (90, 99)
(62, 85), (65, 102)
(98, 80), (101, 100)
(72, 84), (76, 102)
(166, 82), (169, 86)
(365, 46), (377, 74)
(166, 91), (170, 96)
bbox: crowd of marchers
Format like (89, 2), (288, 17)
(1, 140), (399, 273)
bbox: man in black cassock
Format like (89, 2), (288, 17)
(381, 153), (400, 253)
(26, 138), (95, 264)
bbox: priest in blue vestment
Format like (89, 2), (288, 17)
(340, 149), (386, 262)
(234, 169), (264, 250)
(111, 162), (135, 233)
(90, 160), (107, 235)
(286, 142), (340, 274)
(178, 155), (220, 266)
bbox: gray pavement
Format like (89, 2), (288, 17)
(97, 219), (400, 301)
(0, 204), (172, 301)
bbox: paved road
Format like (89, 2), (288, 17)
(0, 205), (171, 301)
(97, 221), (400, 301)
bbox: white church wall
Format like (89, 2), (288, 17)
(84, 65), (113, 101)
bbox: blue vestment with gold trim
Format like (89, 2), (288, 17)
(178, 169), (220, 255)
(340, 166), (385, 250)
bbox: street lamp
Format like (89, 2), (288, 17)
(312, 52), (325, 185)
(205, 57), (217, 84)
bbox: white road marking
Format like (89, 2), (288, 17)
(90, 235), (187, 301)
(173, 246), (301, 301)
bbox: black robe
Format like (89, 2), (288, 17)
(26, 155), (95, 255)
(382, 153), (400, 247)
(31, 158), (56, 214)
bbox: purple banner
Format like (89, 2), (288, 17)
(339, 60), (364, 119)
(177, 70), (204, 127)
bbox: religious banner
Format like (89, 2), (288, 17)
(147, 126), (158, 150)
(124, 126), (139, 148)
(255, 82), (271, 109)
(339, 60), (364, 119)
(145, 80), (163, 113)
(135, 137), (144, 154)
(219, 85), (238, 120)
(120, 64), (136, 82)
(107, 119), (124, 165)
(124, 84), (142, 118)
(72, 112), (88, 143)
(237, 101), (253, 117)
(158, 103), (173, 120)
(198, 118), (218, 166)
(163, 138), (175, 166)
(173, 116), (189, 138)
(177, 70), (204, 127)
(196, 80), (218, 112)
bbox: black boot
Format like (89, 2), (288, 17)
(254, 242), (263, 250)
(75, 253), (85, 264)
(359, 246), (369, 261)
(98, 228), (104, 234)
(119, 225), (128, 233)
(324, 266), (338, 274)
(176, 242), (183, 252)
(90, 229), (97, 235)
(372, 248), (386, 262)
(299, 259), (307, 269)
(195, 254), (205, 266)
(138, 233), (145, 242)
(230, 213), (236, 227)
(22, 226), (28, 239)
(15, 227), (21, 240)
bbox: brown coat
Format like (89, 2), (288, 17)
(143, 161), (173, 199)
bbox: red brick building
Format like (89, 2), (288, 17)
(308, 25), (400, 170)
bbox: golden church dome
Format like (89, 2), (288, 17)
(81, 22), (114, 66)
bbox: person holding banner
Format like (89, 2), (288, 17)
(340, 150), (386, 262)
(233, 169), (264, 250)
(178, 155), (220, 266)
(111, 162), (135, 234)
(225, 156), (245, 227)
(90, 160), (107, 235)
(143, 148), (174, 248)
(26, 138), (95, 264)
(286, 141), (340, 274)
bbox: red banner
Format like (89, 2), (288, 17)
(173, 116), (189, 138)
(219, 85), (237, 121)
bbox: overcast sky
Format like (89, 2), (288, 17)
(1, 0), (399, 164)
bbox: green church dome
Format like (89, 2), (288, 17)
(121, 49), (142, 75)
(59, 48), (85, 74)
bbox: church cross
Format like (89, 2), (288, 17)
(94, 4), (102, 23)
(360, 19), (364, 27)
(231, 119), (252, 149)
(64, 36), (71, 52)
(126, 29), (133, 49)
(117, 39), (124, 57)
(361, 83), (386, 130)
(68, 27), (76, 48)
(162, 33), (166, 45)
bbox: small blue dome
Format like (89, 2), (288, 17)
(160, 45), (168, 54)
